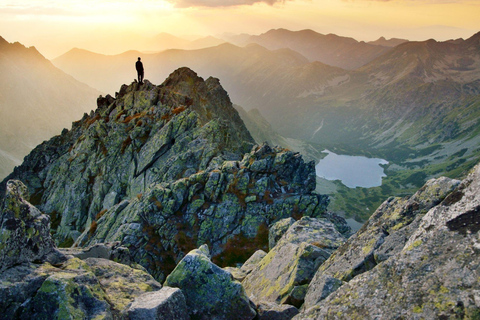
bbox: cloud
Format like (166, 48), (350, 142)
(167, 0), (287, 8)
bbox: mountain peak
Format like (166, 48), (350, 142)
(0, 66), (335, 281)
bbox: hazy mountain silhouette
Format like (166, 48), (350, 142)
(53, 42), (310, 97)
(0, 36), (100, 179)
(228, 28), (394, 69)
(149, 33), (225, 52)
(367, 36), (408, 48)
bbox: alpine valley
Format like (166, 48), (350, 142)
(0, 29), (480, 319)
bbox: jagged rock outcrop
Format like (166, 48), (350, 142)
(268, 217), (295, 250)
(243, 217), (346, 308)
(164, 244), (257, 320)
(1, 68), (333, 281)
(302, 176), (460, 311)
(295, 169), (480, 319)
(0, 181), (163, 319)
(0, 180), (55, 272)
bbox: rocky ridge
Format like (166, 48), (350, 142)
(1, 67), (334, 281)
(2, 164), (479, 319)
(2, 67), (479, 319)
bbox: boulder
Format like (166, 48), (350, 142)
(0, 180), (54, 272)
(126, 287), (189, 320)
(256, 301), (299, 320)
(164, 244), (256, 320)
(84, 258), (162, 311)
(302, 176), (460, 310)
(240, 249), (268, 274)
(296, 167), (480, 319)
(242, 217), (345, 306)
(268, 218), (295, 250)
(0, 181), (163, 318)
(223, 249), (267, 282)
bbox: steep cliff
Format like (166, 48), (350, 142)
(1, 67), (333, 280)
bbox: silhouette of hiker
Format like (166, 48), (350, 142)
(136, 57), (144, 84)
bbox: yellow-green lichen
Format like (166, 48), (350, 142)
(406, 239), (423, 251)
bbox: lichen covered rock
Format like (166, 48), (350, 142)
(126, 286), (189, 320)
(74, 142), (330, 280)
(164, 244), (257, 320)
(0, 180), (54, 272)
(301, 176), (460, 311)
(0, 184), (163, 319)
(296, 169), (480, 319)
(1, 68), (334, 282)
(242, 217), (346, 306)
(268, 217), (295, 250)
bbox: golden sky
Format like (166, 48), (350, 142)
(1, 0), (479, 58)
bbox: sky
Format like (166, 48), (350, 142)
(1, 0), (479, 59)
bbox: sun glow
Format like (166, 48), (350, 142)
(0, 0), (478, 58)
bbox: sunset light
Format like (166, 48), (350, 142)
(0, 0), (479, 58)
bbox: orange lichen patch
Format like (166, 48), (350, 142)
(89, 220), (98, 235)
(96, 209), (108, 220)
(172, 106), (186, 115)
(213, 223), (269, 267)
(150, 196), (163, 210)
(85, 113), (101, 127)
(121, 136), (132, 154)
(263, 190), (274, 205)
(227, 178), (247, 208)
(123, 112), (146, 124)
(115, 110), (126, 121)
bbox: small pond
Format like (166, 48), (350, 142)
(315, 150), (388, 188)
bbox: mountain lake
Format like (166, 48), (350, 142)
(315, 150), (389, 188)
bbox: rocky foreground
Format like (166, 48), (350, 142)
(1, 68), (479, 319)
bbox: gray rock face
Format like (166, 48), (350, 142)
(126, 287), (189, 320)
(268, 217), (295, 250)
(0, 180), (54, 272)
(0, 183), (163, 319)
(302, 176), (460, 310)
(296, 169), (480, 319)
(242, 217), (346, 306)
(1, 68), (255, 246)
(0, 68), (334, 281)
(164, 245), (257, 320)
(73, 141), (330, 280)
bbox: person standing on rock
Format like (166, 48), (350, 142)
(136, 57), (144, 84)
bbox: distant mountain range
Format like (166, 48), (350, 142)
(226, 28), (397, 69)
(0, 37), (100, 179)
